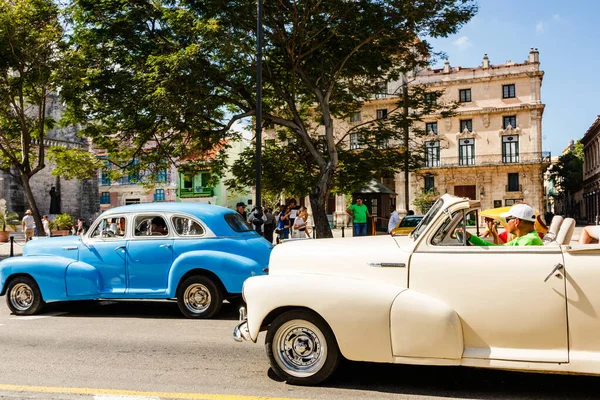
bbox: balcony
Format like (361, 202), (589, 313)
(419, 151), (552, 169)
(179, 186), (214, 198)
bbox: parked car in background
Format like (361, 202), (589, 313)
(234, 194), (598, 385)
(390, 214), (424, 235)
(0, 203), (272, 318)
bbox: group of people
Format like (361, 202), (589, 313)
(236, 199), (310, 244)
(21, 209), (88, 242)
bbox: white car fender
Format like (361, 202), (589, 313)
(243, 274), (404, 363)
(390, 289), (464, 360)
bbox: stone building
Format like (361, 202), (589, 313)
(0, 94), (99, 221)
(582, 115), (600, 224)
(395, 48), (551, 215)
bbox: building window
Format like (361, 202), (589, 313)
(424, 92), (436, 106)
(503, 115), (517, 129)
(182, 175), (193, 189)
(505, 198), (523, 206)
(507, 173), (520, 192)
(424, 175), (435, 192)
(157, 169), (167, 183)
(350, 112), (361, 122)
(458, 139), (475, 166)
(459, 89), (471, 102)
(154, 189), (165, 201)
(425, 141), (440, 167)
(350, 133), (361, 150)
(101, 160), (111, 186)
(100, 192), (110, 204)
(426, 122), (438, 135)
(502, 135), (519, 163)
(376, 109), (388, 120)
(503, 84), (516, 99)
(460, 119), (473, 132)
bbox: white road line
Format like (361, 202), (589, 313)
(10, 311), (68, 320)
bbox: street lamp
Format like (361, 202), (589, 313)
(255, 0), (263, 209)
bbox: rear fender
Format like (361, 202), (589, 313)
(243, 274), (404, 363)
(167, 250), (264, 296)
(390, 289), (463, 360)
(0, 256), (102, 301)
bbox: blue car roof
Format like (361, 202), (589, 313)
(102, 202), (236, 225)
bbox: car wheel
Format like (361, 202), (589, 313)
(176, 276), (222, 319)
(266, 309), (340, 385)
(5, 276), (45, 315)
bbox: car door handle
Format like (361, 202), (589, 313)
(368, 262), (406, 268)
(62, 246), (78, 250)
(159, 244), (172, 248)
(544, 263), (563, 282)
(114, 245), (126, 252)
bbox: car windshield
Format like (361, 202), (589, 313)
(399, 216), (422, 228)
(411, 198), (444, 240)
(225, 213), (254, 232)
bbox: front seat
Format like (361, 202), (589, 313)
(555, 218), (576, 245)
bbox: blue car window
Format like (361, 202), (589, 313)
(172, 216), (205, 236)
(225, 213), (253, 232)
(135, 215), (169, 236)
(90, 216), (125, 239)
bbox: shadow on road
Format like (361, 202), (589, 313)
(42, 299), (240, 320)
(311, 361), (599, 399)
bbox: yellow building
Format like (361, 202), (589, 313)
(390, 48), (550, 214)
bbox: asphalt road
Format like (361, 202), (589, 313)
(0, 299), (599, 400)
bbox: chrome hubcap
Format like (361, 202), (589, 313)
(183, 283), (211, 313)
(273, 319), (327, 377)
(10, 283), (34, 311)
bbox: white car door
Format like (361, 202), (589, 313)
(407, 209), (568, 363)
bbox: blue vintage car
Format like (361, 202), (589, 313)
(0, 203), (272, 318)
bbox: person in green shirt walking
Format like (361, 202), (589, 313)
(347, 198), (372, 237)
(466, 203), (543, 246)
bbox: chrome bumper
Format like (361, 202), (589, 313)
(233, 306), (251, 342)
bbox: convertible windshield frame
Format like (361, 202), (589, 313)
(411, 198), (444, 240)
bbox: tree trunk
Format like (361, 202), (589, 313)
(20, 172), (46, 237)
(309, 164), (335, 239)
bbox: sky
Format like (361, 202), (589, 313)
(427, 0), (600, 157)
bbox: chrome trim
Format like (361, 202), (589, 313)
(367, 262), (406, 268)
(62, 246), (78, 250)
(233, 321), (251, 342)
(239, 306), (247, 322)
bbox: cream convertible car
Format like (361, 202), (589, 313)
(234, 194), (600, 385)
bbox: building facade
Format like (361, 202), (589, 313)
(396, 48), (550, 214)
(582, 115), (600, 224)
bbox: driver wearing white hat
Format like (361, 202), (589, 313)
(466, 203), (543, 246)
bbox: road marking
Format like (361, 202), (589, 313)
(94, 396), (160, 400)
(9, 312), (68, 320)
(0, 384), (308, 400)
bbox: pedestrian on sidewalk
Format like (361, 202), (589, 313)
(22, 209), (35, 243)
(42, 215), (51, 237)
(347, 198), (371, 237)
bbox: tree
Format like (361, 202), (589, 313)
(0, 0), (66, 234)
(62, 0), (476, 238)
(548, 140), (584, 217)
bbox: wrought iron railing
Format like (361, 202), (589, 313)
(420, 151), (551, 169)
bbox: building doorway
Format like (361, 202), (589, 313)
(454, 185), (476, 200)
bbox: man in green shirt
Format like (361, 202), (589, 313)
(466, 203), (543, 246)
(347, 198), (371, 237)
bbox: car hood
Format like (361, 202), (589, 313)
(23, 236), (82, 258)
(268, 235), (413, 286)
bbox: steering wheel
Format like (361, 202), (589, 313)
(104, 230), (115, 238)
(454, 229), (471, 246)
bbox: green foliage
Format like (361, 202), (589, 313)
(0, 0), (65, 224)
(61, 0), (477, 236)
(51, 213), (73, 230)
(48, 147), (104, 180)
(548, 141), (584, 195)
(0, 209), (19, 232)
(412, 188), (439, 214)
